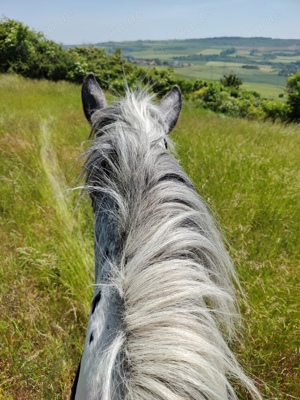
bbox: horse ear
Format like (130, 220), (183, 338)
(159, 85), (182, 134)
(82, 72), (107, 124)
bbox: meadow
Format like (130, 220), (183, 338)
(0, 75), (299, 399)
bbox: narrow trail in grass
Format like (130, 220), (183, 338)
(39, 120), (74, 231)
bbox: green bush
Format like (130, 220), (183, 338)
(262, 99), (289, 122)
(144, 67), (177, 95)
(286, 69), (300, 122)
(0, 17), (74, 80)
(193, 79), (208, 91)
(193, 81), (266, 119)
(176, 78), (194, 94)
(194, 82), (224, 112)
(220, 73), (243, 89)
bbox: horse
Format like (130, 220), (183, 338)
(70, 73), (261, 400)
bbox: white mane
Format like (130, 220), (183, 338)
(73, 87), (261, 400)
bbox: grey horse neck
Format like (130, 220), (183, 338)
(72, 83), (262, 400)
(94, 195), (121, 283)
(74, 193), (124, 399)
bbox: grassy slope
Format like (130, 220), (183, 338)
(0, 75), (299, 399)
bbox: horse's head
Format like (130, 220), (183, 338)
(81, 72), (182, 135)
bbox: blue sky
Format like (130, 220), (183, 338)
(1, 0), (299, 44)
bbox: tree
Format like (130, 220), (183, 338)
(286, 69), (300, 122)
(220, 73), (243, 89)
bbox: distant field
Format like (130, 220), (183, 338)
(275, 55), (300, 63)
(95, 37), (300, 55)
(242, 82), (286, 98)
(174, 63), (286, 97)
(206, 61), (246, 67)
(199, 48), (222, 55)
(93, 37), (300, 97)
(174, 63), (287, 96)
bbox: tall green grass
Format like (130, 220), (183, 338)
(174, 106), (300, 398)
(0, 75), (299, 399)
(0, 75), (94, 399)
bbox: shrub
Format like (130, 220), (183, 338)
(0, 17), (74, 80)
(262, 100), (289, 122)
(193, 81), (265, 119)
(193, 79), (208, 91)
(144, 67), (177, 95)
(220, 73), (243, 89)
(176, 78), (194, 94)
(286, 69), (300, 122)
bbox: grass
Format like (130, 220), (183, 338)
(0, 74), (94, 399)
(174, 106), (300, 399)
(242, 83), (286, 99)
(1, 75), (300, 399)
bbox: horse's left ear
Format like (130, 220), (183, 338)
(159, 85), (182, 134)
(82, 72), (107, 125)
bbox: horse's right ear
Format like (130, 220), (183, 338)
(82, 73), (107, 125)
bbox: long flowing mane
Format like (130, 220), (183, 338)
(72, 74), (261, 400)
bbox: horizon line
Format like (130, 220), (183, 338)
(64, 36), (300, 46)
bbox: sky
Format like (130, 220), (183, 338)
(1, 0), (300, 45)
